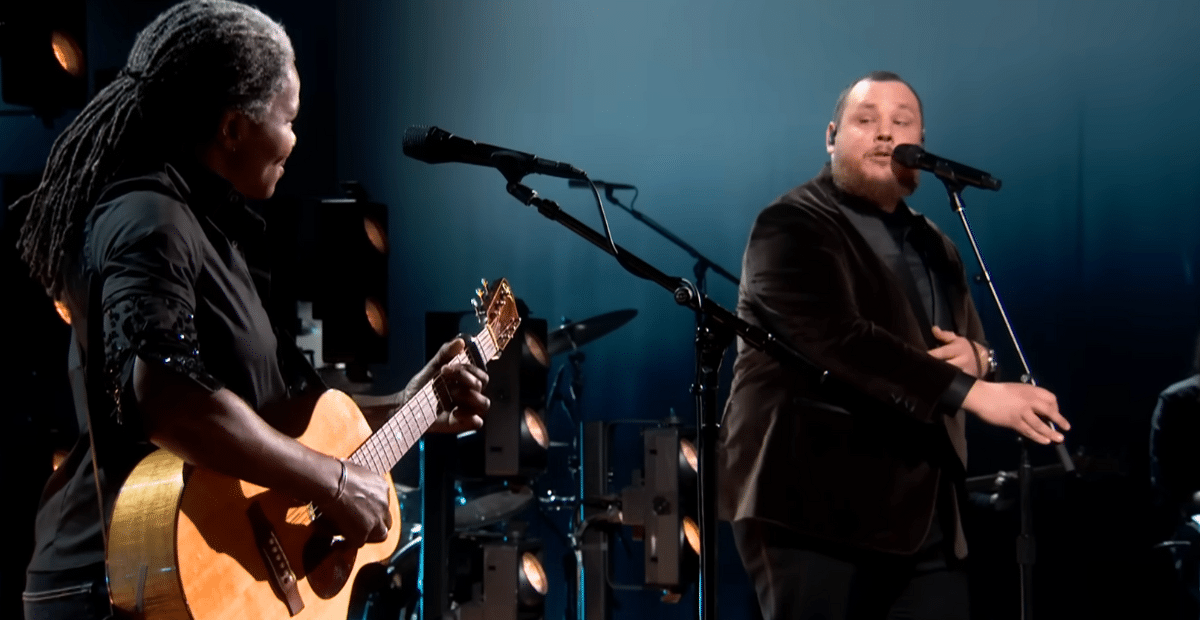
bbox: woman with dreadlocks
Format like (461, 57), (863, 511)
(15, 2), (489, 617)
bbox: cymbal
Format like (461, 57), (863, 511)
(455, 485), (534, 530)
(547, 309), (637, 356)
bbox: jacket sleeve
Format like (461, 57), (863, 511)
(740, 200), (968, 423)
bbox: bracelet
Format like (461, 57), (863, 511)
(332, 459), (348, 502)
(985, 348), (998, 376)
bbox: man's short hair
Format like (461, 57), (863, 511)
(830, 70), (924, 127)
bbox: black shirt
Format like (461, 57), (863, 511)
(833, 191), (975, 409)
(27, 161), (299, 583)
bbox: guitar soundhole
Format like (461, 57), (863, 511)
(303, 531), (357, 600)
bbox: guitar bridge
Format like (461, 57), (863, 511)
(247, 501), (305, 616)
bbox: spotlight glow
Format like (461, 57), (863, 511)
(683, 516), (700, 555)
(51, 31), (84, 77)
(53, 299), (72, 325)
(524, 330), (549, 368)
(521, 552), (548, 595)
(680, 438), (698, 473)
(524, 407), (549, 448)
(363, 216), (387, 254)
(365, 297), (387, 336)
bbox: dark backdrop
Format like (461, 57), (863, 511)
(3, 1), (1197, 618)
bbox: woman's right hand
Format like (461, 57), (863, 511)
(316, 459), (391, 548)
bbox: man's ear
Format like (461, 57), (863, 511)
(826, 122), (837, 155)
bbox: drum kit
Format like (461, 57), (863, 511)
(357, 308), (638, 619)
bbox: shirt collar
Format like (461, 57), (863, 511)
(164, 160), (267, 243)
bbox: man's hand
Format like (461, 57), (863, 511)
(412, 338), (491, 434)
(929, 326), (987, 378)
(962, 381), (1071, 445)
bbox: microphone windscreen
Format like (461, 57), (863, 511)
(891, 143), (924, 168)
(402, 125), (435, 159)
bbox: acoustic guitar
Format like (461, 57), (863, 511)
(106, 279), (521, 619)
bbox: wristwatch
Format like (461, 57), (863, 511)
(984, 348), (998, 376)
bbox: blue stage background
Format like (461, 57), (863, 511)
(3, 1), (1198, 618)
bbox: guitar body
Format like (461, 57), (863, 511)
(107, 389), (402, 620)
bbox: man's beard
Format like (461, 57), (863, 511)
(832, 158), (919, 209)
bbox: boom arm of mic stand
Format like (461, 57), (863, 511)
(603, 194), (741, 287)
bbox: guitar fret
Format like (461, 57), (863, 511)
(401, 401), (418, 449)
(381, 429), (398, 469)
(345, 282), (517, 478)
(421, 386), (438, 428)
(484, 327), (498, 360)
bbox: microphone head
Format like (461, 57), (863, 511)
(402, 125), (446, 163)
(891, 143), (925, 168)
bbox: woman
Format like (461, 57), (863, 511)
(14, 2), (488, 618)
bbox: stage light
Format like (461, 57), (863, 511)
(0, 1), (87, 118)
(619, 426), (700, 597)
(519, 550), (549, 602)
(523, 407), (549, 449)
(524, 329), (549, 367)
(470, 308), (549, 479)
(457, 403), (549, 480)
(454, 540), (548, 620)
(50, 30), (83, 77)
(363, 215), (387, 254)
(365, 297), (387, 336)
(309, 184), (390, 375)
(680, 438), (697, 473)
(682, 516), (700, 556)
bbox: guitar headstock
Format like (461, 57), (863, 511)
(472, 278), (520, 360)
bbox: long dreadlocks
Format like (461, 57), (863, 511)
(12, 0), (293, 296)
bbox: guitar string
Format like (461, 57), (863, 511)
(308, 323), (502, 522)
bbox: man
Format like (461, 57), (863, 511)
(719, 71), (1070, 619)
(1149, 333), (1200, 617)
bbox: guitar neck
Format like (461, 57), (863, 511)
(346, 326), (501, 475)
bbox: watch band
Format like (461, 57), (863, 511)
(985, 348), (998, 376)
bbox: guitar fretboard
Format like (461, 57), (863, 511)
(347, 327), (501, 475)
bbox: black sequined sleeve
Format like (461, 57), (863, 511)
(103, 294), (223, 423)
(89, 187), (224, 423)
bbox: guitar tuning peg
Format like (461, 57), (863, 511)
(480, 278), (489, 290)
(471, 297), (481, 309)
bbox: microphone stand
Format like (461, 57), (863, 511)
(502, 178), (823, 620)
(937, 174), (1075, 620)
(594, 190), (740, 296)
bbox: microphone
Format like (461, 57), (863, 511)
(403, 125), (587, 181)
(892, 144), (1002, 191)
